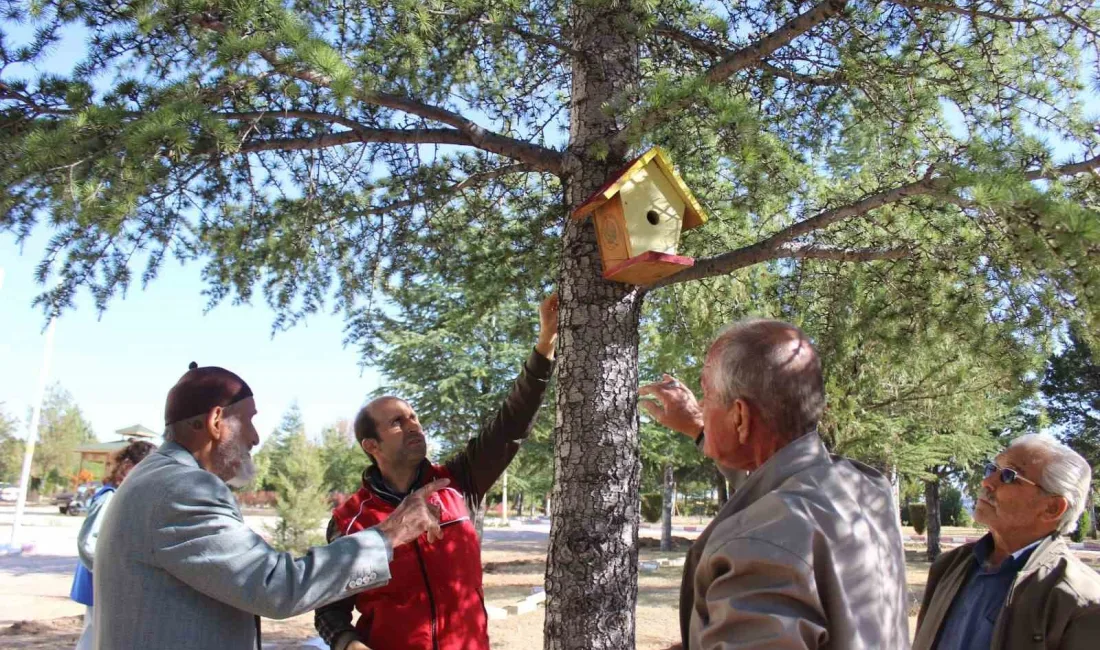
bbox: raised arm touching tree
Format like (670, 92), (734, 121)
(4, 1), (1100, 648)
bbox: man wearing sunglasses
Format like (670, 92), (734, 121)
(315, 293), (558, 650)
(913, 434), (1100, 650)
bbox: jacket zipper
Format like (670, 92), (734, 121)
(413, 540), (440, 650)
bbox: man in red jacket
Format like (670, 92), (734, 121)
(315, 294), (558, 650)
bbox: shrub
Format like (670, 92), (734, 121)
(939, 485), (964, 526)
(910, 504), (928, 535)
(1071, 508), (1092, 543)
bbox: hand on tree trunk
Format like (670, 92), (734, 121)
(535, 292), (559, 360)
(639, 374), (704, 438)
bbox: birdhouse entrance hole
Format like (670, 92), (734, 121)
(570, 147), (708, 286)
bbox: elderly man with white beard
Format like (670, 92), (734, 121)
(93, 363), (448, 650)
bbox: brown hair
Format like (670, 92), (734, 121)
(106, 439), (156, 486)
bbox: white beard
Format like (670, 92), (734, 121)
(226, 454), (256, 489)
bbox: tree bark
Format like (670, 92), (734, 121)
(925, 477), (942, 562)
(502, 469), (509, 524)
(474, 495), (486, 543)
(544, 5), (643, 648)
(661, 464), (674, 552)
(715, 467), (729, 507)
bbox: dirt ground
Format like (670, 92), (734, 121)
(3, 518), (1096, 650)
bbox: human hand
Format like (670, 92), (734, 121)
(639, 374), (704, 438)
(375, 478), (449, 547)
(535, 292), (559, 359)
(347, 641), (370, 650)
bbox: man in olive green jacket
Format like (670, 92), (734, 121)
(913, 434), (1100, 650)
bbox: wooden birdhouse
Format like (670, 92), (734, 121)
(571, 147), (707, 286)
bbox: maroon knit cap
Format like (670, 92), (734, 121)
(164, 362), (254, 425)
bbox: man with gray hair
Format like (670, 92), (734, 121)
(913, 433), (1100, 650)
(641, 319), (910, 650)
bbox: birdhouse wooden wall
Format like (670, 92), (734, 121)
(619, 161), (687, 255)
(574, 147), (707, 286)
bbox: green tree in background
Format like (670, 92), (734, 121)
(271, 427), (330, 554)
(1040, 327), (1100, 486)
(32, 384), (96, 492)
(0, 403), (23, 483)
(5, 2), (1100, 645)
(1040, 326), (1099, 538)
(252, 402), (307, 492)
(319, 418), (363, 495)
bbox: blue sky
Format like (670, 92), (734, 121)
(0, 21), (388, 444)
(0, 231), (383, 444)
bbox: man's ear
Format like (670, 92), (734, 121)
(361, 437), (379, 457)
(732, 398), (751, 445)
(205, 406), (225, 442)
(1042, 494), (1070, 525)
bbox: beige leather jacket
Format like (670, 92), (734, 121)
(686, 432), (911, 650)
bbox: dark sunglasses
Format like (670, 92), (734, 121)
(984, 462), (1041, 488)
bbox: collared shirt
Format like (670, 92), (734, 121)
(934, 534), (1042, 650)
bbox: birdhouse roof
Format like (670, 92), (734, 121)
(571, 147), (708, 230)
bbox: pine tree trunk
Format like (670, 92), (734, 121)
(474, 495), (486, 543)
(925, 478), (942, 562)
(715, 467), (729, 507)
(502, 470), (509, 524)
(544, 8), (642, 648)
(661, 464), (674, 552)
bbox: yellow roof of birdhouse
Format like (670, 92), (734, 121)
(571, 147), (708, 230)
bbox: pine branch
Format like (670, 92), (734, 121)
(191, 14), (565, 174)
(785, 244), (911, 262)
(479, 18), (582, 57)
(652, 153), (1100, 289)
(326, 163), (535, 218)
(217, 110), (378, 137)
(704, 0), (847, 84)
(616, 0), (847, 147)
(237, 127), (476, 153)
(654, 24), (844, 86)
(264, 55), (563, 173)
(889, 0), (1098, 34)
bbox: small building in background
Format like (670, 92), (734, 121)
(73, 424), (159, 481)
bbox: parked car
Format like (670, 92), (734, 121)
(54, 483), (102, 515)
(0, 484), (21, 502)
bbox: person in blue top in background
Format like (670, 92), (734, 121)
(70, 439), (155, 650)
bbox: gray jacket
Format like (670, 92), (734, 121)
(94, 442), (393, 650)
(77, 487), (113, 571)
(686, 432), (911, 650)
